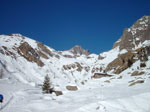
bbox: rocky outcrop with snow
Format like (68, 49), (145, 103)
(113, 15), (150, 51)
(0, 16), (150, 90)
(0, 16), (150, 112)
(0, 34), (95, 90)
(69, 45), (89, 56)
(103, 15), (150, 74)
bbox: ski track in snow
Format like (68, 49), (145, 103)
(0, 33), (150, 111)
(0, 77), (150, 112)
(0, 95), (13, 111)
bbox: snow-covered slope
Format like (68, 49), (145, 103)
(0, 68), (150, 112)
(0, 16), (150, 87)
(0, 16), (150, 112)
(113, 15), (150, 51)
(0, 34), (99, 90)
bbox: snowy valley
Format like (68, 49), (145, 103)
(0, 16), (150, 112)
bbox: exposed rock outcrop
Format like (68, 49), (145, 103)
(69, 45), (89, 56)
(106, 51), (135, 74)
(98, 55), (105, 60)
(131, 71), (145, 76)
(113, 16), (150, 51)
(129, 80), (144, 86)
(106, 46), (150, 74)
(18, 42), (44, 67)
(37, 42), (53, 57)
(106, 16), (150, 74)
(91, 67), (102, 73)
(63, 62), (83, 72)
(91, 73), (112, 79)
(1, 46), (16, 58)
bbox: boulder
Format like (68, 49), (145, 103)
(54, 91), (63, 96)
(66, 85), (78, 91)
(104, 80), (110, 83)
(129, 80), (144, 86)
(131, 71), (145, 76)
(91, 73), (112, 79)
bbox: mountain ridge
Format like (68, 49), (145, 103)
(0, 16), (150, 90)
(113, 15), (150, 51)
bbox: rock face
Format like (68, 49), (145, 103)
(105, 16), (150, 74)
(98, 55), (105, 60)
(69, 45), (89, 56)
(0, 15), (150, 90)
(18, 42), (44, 67)
(113, 16), (150, 51)
(63, 62), (83, 72)
(1, 46), (16, 58)
(63, 62), (90, 73)
(106, 51), (135, 74)
(37, 42), (53, 57)
(106, 46), (150, 74)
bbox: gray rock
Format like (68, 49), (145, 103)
(66, 85), (78, 91)
(54, 91), (63, 96)
(69, 45), (89, 56)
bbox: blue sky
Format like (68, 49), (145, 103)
(0, 0), (149, 54)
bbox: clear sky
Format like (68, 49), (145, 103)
(0, 0), (149, 54)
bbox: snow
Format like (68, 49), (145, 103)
(101, 92), (150, 112)
(131, 30), (136, 35)
(127, 28), (131, 32)
(97, 47), (120, 68)
(119, 49), (128, 54)
(0, 72), (150, 112)
(129, 16), (149, 36)
(115, 39), (121, 43)
(136, 37), (140, 41)
(1, 34), (150, 112)
(60, 50), (74, 56)
(134, 40), (150, 50)
(139, 21), (146, 25)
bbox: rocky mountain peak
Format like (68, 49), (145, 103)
(9, 33), (23, 37)
(69, 45), (90, 56)
(113, 15), (150, 51)
(131, 15), (150, 29)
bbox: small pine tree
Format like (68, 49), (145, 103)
(0, 69), (3, 79)
(42, 74), (51, 93)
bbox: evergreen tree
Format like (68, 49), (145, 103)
(42, 74), (51, 93)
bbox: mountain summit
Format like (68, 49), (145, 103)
(0, 16), (150, 112)
(69, 45), (90, 56)
(0, 15), (150, 88)
(113, 15), (150, 51)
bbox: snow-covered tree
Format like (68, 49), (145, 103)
(42, 74), (52, 93)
